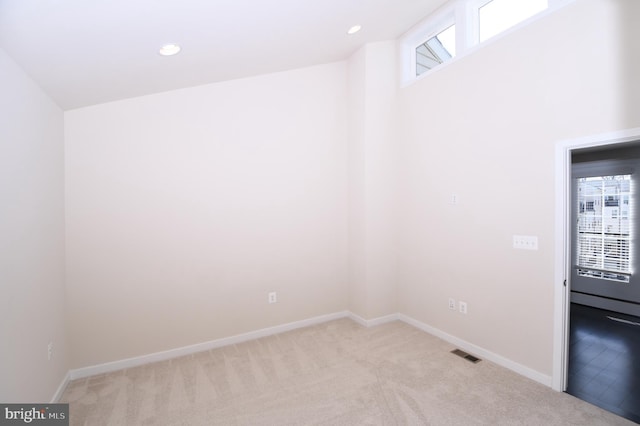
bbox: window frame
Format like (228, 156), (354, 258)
(399, 0), (575, 86)
(400, 2), (458, 84)
(575, 174), (633, 283)
(475, 0), (550, 43)
(415, 23), (456, 77)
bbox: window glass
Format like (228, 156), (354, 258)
(479, 0), (547, 42)
(416, 24), (456, 76)
(576, 175), (632, 283)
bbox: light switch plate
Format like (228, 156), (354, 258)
(513, 235), (538, 250)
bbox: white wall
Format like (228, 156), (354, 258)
(65, 62), (349, 368)
(0, 48), (68, 401)
(396, 0), (640, 376)
(347, 42), (398, 320)
(347, 46), (368, 318)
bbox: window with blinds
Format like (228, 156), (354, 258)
(576, 174), (632, 283)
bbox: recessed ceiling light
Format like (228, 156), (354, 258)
(159, 43), (181, 56)
(347, 25), (362, 35)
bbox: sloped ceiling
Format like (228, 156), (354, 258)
(0, 0), (446, 110)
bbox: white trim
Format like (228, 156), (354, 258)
(457, 0), (476, 52)
(50, 371), (70, 403)
(398, 314), (552, 387)
(68, 311), (350, 380)
(63, 308), (560, 391)
(348, 312), (399, 327)
(347, 312), (369, 327)
(552, 137), (571, 392)
(552, 127), (640, 391)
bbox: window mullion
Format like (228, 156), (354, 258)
(455, 0), (474, 55)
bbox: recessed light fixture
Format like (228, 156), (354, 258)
(347, 25), (362, 35)
(159, 43), (181, 56)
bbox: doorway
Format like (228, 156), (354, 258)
(564, 144), (640, 423)
(554, 128), (640, 419)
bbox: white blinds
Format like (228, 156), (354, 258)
(576, 174), (632, 283)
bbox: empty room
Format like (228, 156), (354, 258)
(1, 0), (639, 424)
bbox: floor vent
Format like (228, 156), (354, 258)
(451, 349), (481, 363)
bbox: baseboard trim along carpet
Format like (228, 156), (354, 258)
(56, 310), (552, 401)
(348, 312), (399, 328)
(50, 371), (70, 403)
(67, 311), (350, 382)
(397, 314), (553, 387)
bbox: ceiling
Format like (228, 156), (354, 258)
(0, 0), (446, 110)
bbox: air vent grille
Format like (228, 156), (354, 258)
(451, 349), (481, 363)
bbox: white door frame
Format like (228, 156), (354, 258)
(552, 126), (640, 392)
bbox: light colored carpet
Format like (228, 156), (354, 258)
(60, 319), (635, 425)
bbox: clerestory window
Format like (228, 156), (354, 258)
(402, 0), (569, 84)
(478, 0), (548, 42)
(416, 25), (456, 76)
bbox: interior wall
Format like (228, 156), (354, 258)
(347, 46), (367, 318)
(65, 62), (349, 369)
(0, 48), (68, 401)
(347, 42), (398, 320)
(396, 0), (640, 376)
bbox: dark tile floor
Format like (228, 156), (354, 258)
(567, 303), (640, 424)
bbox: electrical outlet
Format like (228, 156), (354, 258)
(448, 298), (456, 310)
(268, 292), (277, 304)
(47, 342), (53, 361)
(459, 301), (468, 315)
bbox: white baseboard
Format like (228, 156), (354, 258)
(65, 310), (551, 391)
(51, 371), (70, 403)
(397, 314), (552, 387)
(68, 311), (350, 380)
(348, 312), (399, 327)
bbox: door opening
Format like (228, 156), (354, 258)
(553, 127), (640, 393)
(555, 131), (640, 424)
